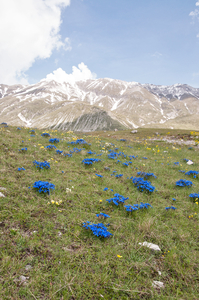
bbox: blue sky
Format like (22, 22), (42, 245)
(1, 0), (199, 87)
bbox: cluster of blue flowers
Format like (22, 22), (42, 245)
(115, 174), (123, 178)
(165, 206), (177, 210)
(29, 130), (35, 133)
(41, 133), (50, 137)
(56, 150), (63, 154)
(189, 193), (199, 199)
(87, 150), (96, 155)
(49, 138), (59, 143)
(108, 151), (118, 159)
(122, 161), (132, 166)
(124, 202), (152, 212)
(18, 167), (25, 171)
(137, 172), (157, 179)
(33, 160), (50, 169)
(19, 147), (27, 152)
(1, 122), (7, 125)
(108, 150), (127, 160)
(82, 222), (112, 238)
(129, 155), (137, 159)
(183, 158), (189, 162)
(17, 127), (21, 130)
(45, 145), (57, 150)
(185, 170), (198, 178)
(106, 193), (129, 206)
(174, 162), (180, 165)
(69, 139), (88, 145)
(69, 147), (82, 154)
(120, 139), (126, 142)
(95, 173), (103, 178)
(132, 177), (155, 193)
(63, 153), (72, 157)
(33, 180), (55, 194)
(96, 212), (110, 218)
(82, 158), (101, 165)
(175, 179), (192, 187)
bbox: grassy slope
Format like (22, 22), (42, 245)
(0, 125), (198, 299)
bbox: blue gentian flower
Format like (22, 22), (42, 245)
(175, 179), (192, 187)
(95, 174), (103, 178)
(137, 172), (157, 179)
(132, 177), (155, 193)
(96, 212), (110, 218)
(49, 138), (59, 143)
(33, 160), (50, 169)
(82, 158), (101, 165)
(19, 147), (27, 152)
(189, 193), (199, 199)
(41, 133), (50, 137)
(33, 180), (55, 194)
(106, 193), (128, 206)
(18, 167), (25, 171)
(83, 222), (113, 237)
(165, 206), (177, 210)
(124, 202), (152, 212)
(45, 145), (57, 150)
(56, 150), (63, 154)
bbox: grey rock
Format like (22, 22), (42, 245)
(19, 275), (28, 282)
(152, 281), (164, 289)
(139, 241), (161, 251)
(25, 265), (32, 271)
(0, 187), (6, 191)
(131, 130), (138, 134)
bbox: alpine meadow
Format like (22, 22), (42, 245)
(0, 123), (198, 299)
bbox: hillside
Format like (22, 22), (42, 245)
(0, 79), (199, 130)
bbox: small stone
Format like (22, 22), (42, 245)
(114, 129), (118, 132)
(19, 275), (28, 282)
(187, 160), (193, 165)
(25, 265), (32, 271)
(152, 281), (164, 289)
(139, 241), (161, 251)
(0, 187), (6, 191)
(0, 192), (5, 197)
(131, 130), (138, 134)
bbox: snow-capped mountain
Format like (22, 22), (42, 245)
(0, 78), (199, 131)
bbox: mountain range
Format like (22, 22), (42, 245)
(0, 78), (199, 131)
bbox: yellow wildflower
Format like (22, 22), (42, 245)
(117, 255), (122, 258)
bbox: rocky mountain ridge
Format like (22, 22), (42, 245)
(0, 78), (199, 131)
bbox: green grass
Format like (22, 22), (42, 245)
(0, 125), (199, 299)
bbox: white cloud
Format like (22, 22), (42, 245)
(41, 62), (97, 84)
(152, 51), (162, 58)
(189, 9), (199, 17)
(196, 2), (199, 6)
(0, 0), (70, 85)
